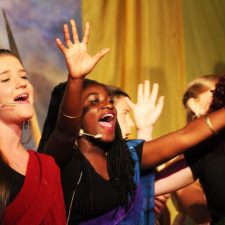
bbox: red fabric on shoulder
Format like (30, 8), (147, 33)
(5, 150), (66, 225)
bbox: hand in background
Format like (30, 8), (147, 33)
(126, 80), (164, 140)
(56, 19), (110, 79)
(155, 194), (170, 215)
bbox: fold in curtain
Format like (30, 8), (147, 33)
(82, 0), (186, 138)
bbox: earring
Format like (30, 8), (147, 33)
(22, 120), (32, 144)
(24, 120), (29, 130)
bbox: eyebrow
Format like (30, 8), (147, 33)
(0, 70), (10, 76)
(19, 69), (27, 73)
(0, 68), (27, 76)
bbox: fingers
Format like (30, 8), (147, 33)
(155, 203), (164, 214)
(154, 195), (169, 214)
(70, 19), (79, 43)
(149, 82), (159, 104)
(155, 194), (170, 203)
(82, 22), (90, 44)
(137, 81), (163, 112)
(59, 19), (79, 50)
(63, 24), (73, 47)
(155, 96), (165, 116)
(55, 38), (66, 53)
(93, 48), (110, 64)
(154, 199), (165, 214)
(138, 80), (157, 102)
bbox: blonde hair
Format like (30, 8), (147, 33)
(183, 74), (220, 122)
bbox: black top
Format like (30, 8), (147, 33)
(1, 161), (24, 205)
(184, 130), (225, 225)
(61, 141), (143, 224)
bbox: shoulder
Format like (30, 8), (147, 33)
(126, 139), (145, 163)
(126, 139), (145, 150)
(28, 150), (59, 170)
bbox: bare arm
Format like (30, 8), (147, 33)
(155, 158), (195, 196)
(141, 109), (225, 168)
(172, 180), (211, 223)
(43, 19), (109, 164)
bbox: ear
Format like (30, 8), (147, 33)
(186, 98), (200, 117)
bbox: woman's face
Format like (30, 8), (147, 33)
(81, 84), (117, 142)
(114, 96), (134, 140)
(192, 88), (215, 118)
(0, 55), (34, 124)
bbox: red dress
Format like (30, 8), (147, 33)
(4, 150), (66, 225)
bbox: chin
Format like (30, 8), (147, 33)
(23, 111), (34, 120)
(102, 135), (115, 143)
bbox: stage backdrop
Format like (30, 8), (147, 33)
(82, 0), (225, 139)
(0, 0), (225, 222)
(0, 0), (82, 144)
(0, 0), (225, 144)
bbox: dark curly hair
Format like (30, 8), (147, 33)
(210, 75), (225, 112)
(38, 79), (136, 214)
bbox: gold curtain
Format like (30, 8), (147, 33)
(82, 0), (186, 139)
(82, 0), (225, 222)
(183, 0), (225, 81)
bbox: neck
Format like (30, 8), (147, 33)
(0, 121), (24, 155)
(78, 137), (111, 155)
(77, 137), (110, 180)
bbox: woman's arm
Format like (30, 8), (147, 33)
(155, 158), (195, 196)
(42, 19), (109, 164)
(141, 110), (225, 168)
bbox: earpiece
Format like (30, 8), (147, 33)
(79, 129), (102, 139)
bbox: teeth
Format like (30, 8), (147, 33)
(15, 94), (28, 101)
(102, 113), (114, 119)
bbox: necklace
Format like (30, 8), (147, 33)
(66, 170), (83, 225)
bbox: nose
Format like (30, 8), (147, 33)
(101, 98), (114, 110)
(15, 77), (27, 89)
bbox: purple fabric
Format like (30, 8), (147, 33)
(80, 184), (143, 225)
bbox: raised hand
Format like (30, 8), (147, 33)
(125, 80), (164, 140)
(56, 19), (110, 79)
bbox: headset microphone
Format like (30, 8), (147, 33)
(79, 129), (102, 139)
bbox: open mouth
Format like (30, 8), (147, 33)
(14, 93), (29, 103)
(99, 113), (115, 128)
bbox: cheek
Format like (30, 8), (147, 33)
(0, 85), (12, 102)
(200, 92), (213, 109)
(28, 84), (34, 102)
(202, 97), (212, 110)
(81, 109), (98, 130)
(117, 114), (126, 130)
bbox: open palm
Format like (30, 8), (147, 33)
(56, 19), (109, 79)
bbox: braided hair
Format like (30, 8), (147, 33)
(38, 79), (136, 213)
